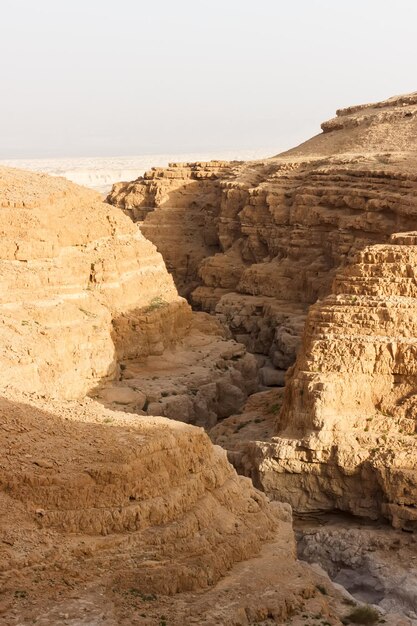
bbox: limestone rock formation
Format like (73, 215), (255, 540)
(108, 161), (241, 299)
(0, 166), (351, 624)
(109, 92), (417, 531)
(0, 166), (191, 399)
(255, 233), (417, 530)
(93, 312), (259, 427)
(107, 92), (417, 379)
(212, 234), (417, 530)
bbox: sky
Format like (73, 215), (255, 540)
(1, 0), (416, 159)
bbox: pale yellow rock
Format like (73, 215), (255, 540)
(0, 167), (347, 625)
(108, 92), (417, 376)
(0, 166), (192, 399)
(108, 91), (417, 531)
(98, 386), (147, 407)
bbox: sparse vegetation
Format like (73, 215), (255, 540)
(145, 296), (168, 313)
(127, 588), (157, 601)
(345, 604), (380, 624)
(79, 307), (97, 318)
(270, 403), (280, 415)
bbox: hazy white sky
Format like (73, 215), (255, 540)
(1, 0), (416, 158)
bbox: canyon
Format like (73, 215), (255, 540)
(109, 91), (417, 532)
(2, 91), (417, 625)
(0, 166), (350, 625)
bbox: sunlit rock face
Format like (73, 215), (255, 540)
(107, 92), (417, 376)
(109, 92), (417, 529)
(0, 166), (193, 399)
(0, 166), (337, 625)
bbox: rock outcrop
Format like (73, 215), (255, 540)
(94, 313), (259, 427)
(212, 233), (417, 530)
(0, 167), (351, 624)
(0, 166), (192, 399)
(109, 92), (417, 531)
(253, 233), (417, 530)
(107, 92), (417, 378)
(108, 161), (241, 299)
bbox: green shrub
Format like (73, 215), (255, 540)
(145, 296), (168, 313)
(345, 605), (380, 624)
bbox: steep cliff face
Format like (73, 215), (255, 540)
(107, 92), (417, 376)
(107, 92), (417, 530)
(262, 232), (417, 529)
(0, 167), (349, 625)
(0, 167), (192, 399)
(108, 161), (240, 298)
(212, 234), (417, 530)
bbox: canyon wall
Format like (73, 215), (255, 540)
(0, 166), (347, 625)
(242, 233), (417, 530)
(110, 92), (417, 530)
(108, 92), (417, 378)
(0, 167), (193, 399)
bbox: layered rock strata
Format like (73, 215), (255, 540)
(107, 92), (417, 374)
(108, 161), (241, 299)
(109, 92), (417, 529)
(268, 233), (417, 529)
(0, 167), (191, 399)
(0, 167), (350, 624)
(213, 233), (417, 530)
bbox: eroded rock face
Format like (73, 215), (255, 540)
(107, 92), (417, 376)
(212, 234), (417, 530)
(108, 92), (417, 529)
(0, 167), (349, 624)
(0, 394), (282, 592)
(94, 312), (259, 427)
(0, 167), (192, 399)
(262, 233), (417, 529)
(107, 161), (240, 299)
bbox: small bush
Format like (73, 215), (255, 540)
(345, 605), (379, 624)
(145, 296), (168, 313)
